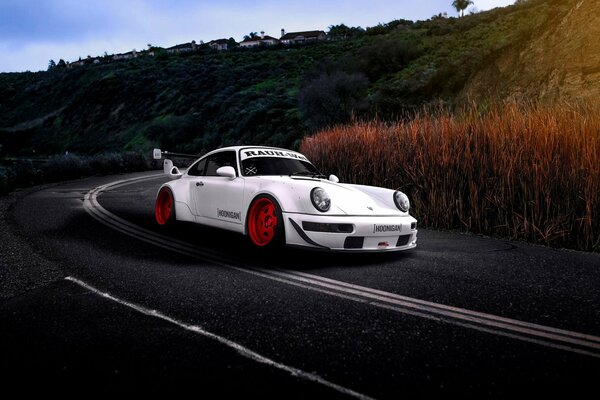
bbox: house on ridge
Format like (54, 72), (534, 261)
(279, 29), (326, 44)
(166, 40), (199, 54)
(113, 49), (138, 61)
(208, 38), (233, 51)
(239, 31), (279, 48)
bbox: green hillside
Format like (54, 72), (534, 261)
(0, 41), (360, 155)
(0, 0), (576, 156)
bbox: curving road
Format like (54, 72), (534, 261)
(1, 171), (599, 396)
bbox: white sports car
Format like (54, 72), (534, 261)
(153, 146), (417, 252)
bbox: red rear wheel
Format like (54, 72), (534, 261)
(155, 187), (175, 226)
(247, 196), (282, 247)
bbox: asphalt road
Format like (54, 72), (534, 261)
(1, 171), (599, 396)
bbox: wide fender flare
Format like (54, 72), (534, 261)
(156, 180), (195, 222)
(243, 185), (303, 235)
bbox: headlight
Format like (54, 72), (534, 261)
(311, 187), (331, 212)
(393, 191), (410, 212)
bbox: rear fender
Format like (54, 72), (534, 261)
(156, 181), (194, 222)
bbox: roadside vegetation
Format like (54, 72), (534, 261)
(0, 152), (152, 194)
(300, 102), (600, 252)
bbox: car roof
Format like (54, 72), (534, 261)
(186, 145), (314, 176)
(204, 145), (303, 157)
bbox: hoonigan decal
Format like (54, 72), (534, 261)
(217, 208), (241, 221)
(373, 224), (402, 234)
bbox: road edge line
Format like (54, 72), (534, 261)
(64, 276), (376, 400)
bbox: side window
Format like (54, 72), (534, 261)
(204, 151), (237, 177)
(188, 158), (207, 176)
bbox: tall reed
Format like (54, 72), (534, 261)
(300, 102), (600, 251)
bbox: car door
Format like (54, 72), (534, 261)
(188, 157), (208, 216)
(195, 150), (245, 229)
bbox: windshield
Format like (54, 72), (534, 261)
(241, 157), (321, 177)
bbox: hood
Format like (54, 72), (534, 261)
(251, 175), (401, 216)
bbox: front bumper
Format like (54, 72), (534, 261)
(283, 212), (418, 251)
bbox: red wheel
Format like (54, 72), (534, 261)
(155, 187), (175, 226)
(247, 196), (283, 247)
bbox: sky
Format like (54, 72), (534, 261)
(0, 0), (515, 73)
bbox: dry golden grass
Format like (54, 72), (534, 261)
(300, 102), (600, 251)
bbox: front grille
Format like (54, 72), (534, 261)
(303, 221), (353, 233)
(344, 237), (364, 249)
(396, 235), (411, 247)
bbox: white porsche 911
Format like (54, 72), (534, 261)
(153, 146), (417, 252)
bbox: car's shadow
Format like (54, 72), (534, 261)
(169, 221), (416, 271)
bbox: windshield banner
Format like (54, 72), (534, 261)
(241, 148), (309, 162)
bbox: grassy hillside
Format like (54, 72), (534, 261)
(0, 0), (579, 157)
(463, 0), (600, 102)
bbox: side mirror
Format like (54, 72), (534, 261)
(217, 166), (236, 179)
(164, 159), (183, 179)
(328, 174), (339, 183)
(153, 148), (162, 160)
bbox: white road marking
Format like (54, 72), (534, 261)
(82, 174), (600, 359)
(65, 276), (374, 400)
(268, 269), (600, 345)
(278, 270), (600, 342)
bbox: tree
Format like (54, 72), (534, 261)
(327, 24), (365, 41)
(366, 19), (413, 36)
(227, 37), (239, 48)
(355, 39), (423, 81)
(452, 0), (474, 17)
(243, 32), (258, 41)
(47, 59), (56, 70)
(299, 71), (369, 130)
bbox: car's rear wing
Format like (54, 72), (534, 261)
(152, 149), (199, 160)
(153, 148), (199, 179)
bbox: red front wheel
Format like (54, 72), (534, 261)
(247, 196), (283, 248)
(155, 187), (175, 226)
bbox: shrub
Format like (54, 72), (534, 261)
(0, 152), (153, 194)
(121, 151), (150, 171)
(355, 40), (423, 81)
(89, 153), (123, 175)
(298, 71), (369, 130)
(12, 160), (40, 187)
(43, 154), (89, 182)
(0, 166), (10, 194)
